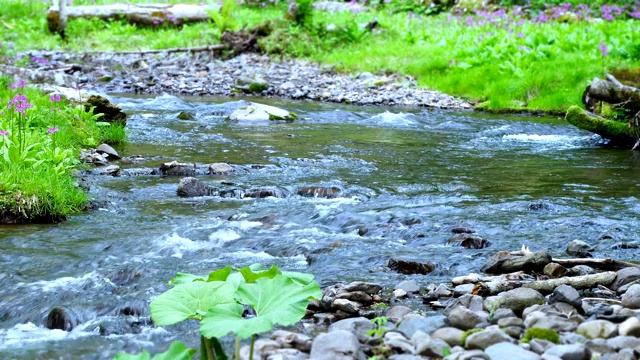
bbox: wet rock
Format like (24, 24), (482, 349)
(208, 162), (235, 175)
(96, 165), (121, 176)
(566, 239), (595, 258)
(621, 284), (640, 309)
(388, 258), (435, 275)
(335, 291), (373, 304)
(490, 308), (516, 323)
(451, 227), (476, 234)
(387, 306), (413, 322)
(543, 263), (567, 279)
(81, 149), (109, 165)
(416, 336), (449, 357)
(393, 288), (408, 298)
(447, 234), (490, 249)
(177, 177), (218, 197)
(431, 327), (464, 347)
(45, 307), (82, 331)
(271, 330), (313, 352)
(96, 143), (120, 160)
(445, 294), (484, 314)
(159, 161), (197, 176)
(296, 186), (341, 198)
(234, 74), (268, 93)
(447, 305), (486, 330)
(611, 242), (640, 249)
(567, 265), (596, 276)
(611, 267), (640, 291)
(454, 284), (475, 296)
(500, 288), (545, 315)
(577, 320), (618, 339)
(343, 281), (382, 295)
(227, 102), (297, 121)
(548, 285), (583, 311)
(543, 344), (591, 360)
(114, 300), (148, 317)
(177, 111), (194, 120)
(85, 94), (127, 125)
(500, 251), (552, 273)
(332, 299), (360, 314)
(445, 349), (489, 360)
(529, 339), (557, 354)
(607, 335), (640, 350)
(310, 330), (366, 360)
(219, 187), (245, 198)
(485, 342), (540, 360)
(397, 314), (446, 339)
(245, 187), (286, 198)
(480, 251), (512, 274)
(395, 280), (420, 293)
(108, 267), (142, 286)
(465, 328), (513, 350)
(524, 312), (578, 332)
(329, 317), (375, 342)
(618, 317), (640, 337)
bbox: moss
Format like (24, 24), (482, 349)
(248, 82), (267, 93)
(177, 111), (194, 121)
(522, 328), (560, 344)
(565, 106), (636, 148)
(460, 328), (483, 346)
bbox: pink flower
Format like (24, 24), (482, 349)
(50, 94), (61, 102)
(47, 127), (59, 134)
(0, 130), (8, 136)
(599, 41), (609, 57)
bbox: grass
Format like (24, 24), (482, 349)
(0, 74), (126, 222)
(1, 0), (639, 115)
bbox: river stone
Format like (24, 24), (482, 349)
(208, 162), (235, 175)
(46, 307), (82, 331)
(576, 320), (618, 339)
(177, 111), (194, 120)
(177, 177), (217, 197)
(543, 344), (591, 360)
(452, 227), (476, 234)
(621, 284), (640, 309)
(446, 294), (484, 314)
(480, 251), (513, 274)
(332, 299), (360, 314)
(445, 349), (489, 360)
(96, 143), (120, 159)
(397, 314), (446, 338)
(85, 94), (127, 125)
(159, 161), (198, 176)
(435, 283), (453, 297)
(485, 342), (540, 360)
(447, 234), (490, 249)
(388, 258), (435, 275)
(465, 328), (513, 350)
(490, 308), (516, 323)
(343, 281), (381, 295)
(310, 330), (366, 360)
(387, 306), (413, 322)
(96, 164), (120, 176)
(227, 102), (297, 121)
(416, 337), (449, 357)
(566, 239), (595, 258)
(329, 317), (375, 342)
(618, 317), (640, 337)
(335, 291), (373, 304)
(447, 305), (486, 330)
(500, 288), (545, 315)
(525, 313), (578, 332)
(607, 335), (640, 350)
(234, 74), (268, 93)
(497, 317), (523, 328)
(500, 251), (552, 273)
(544, 263), (567, 278)
(529, 339), (556, 354)
(395, 280), (420, 293)
(244, 187), (287, 198)
(265, 348), (309, 360)
(549, 285), (583, 310)
(611, 267), (640, 291)
(431, 327), (464, 347)
(296, 186), (341, 198)
(454, 284), (475, 296)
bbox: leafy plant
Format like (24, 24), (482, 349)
(114, 341), (196, 360)
(116, 264), (321, 360)
(207, 0), (239, 33)
(367, 316), (389, 338)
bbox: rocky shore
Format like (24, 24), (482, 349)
(4, 50), (472, 109)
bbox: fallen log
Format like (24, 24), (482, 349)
(552, 257), (640, 271)
(47, 3), (214, 34)
(522, 271), (617, 294)
(583, 74), (640, 113)
(565, 105), (636, 148)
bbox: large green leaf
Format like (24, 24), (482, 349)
(168, 272), (204, 286)
(238, 264), (281, 283)
(282, 271), (316, 286)
(150, 281), (236, 326)
(114, 341), (195, 360)
(206, 266), (232, 282)
(200, 274), (321, 339)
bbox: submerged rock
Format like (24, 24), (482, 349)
(297, 186), (341, 198)
(227, 102), (298, 121)
(447, 234), (490, 249)
(566, 239), (595, 258)
(388, 258), (435, 275)
(177, 177), (218, 197)
(244, 187), (287, 198)
(45, 307), (83, 331)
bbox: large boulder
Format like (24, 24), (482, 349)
(310, 330), (366, 360)
(177, 177), (217, 197)
(227, 102), (298, 122)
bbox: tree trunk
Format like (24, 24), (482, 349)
(583, 75), (640, 113)
(47, 3), (214, 34)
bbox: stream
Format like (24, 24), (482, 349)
(1, 95), (640, 359)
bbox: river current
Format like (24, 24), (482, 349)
(1, 95), (639, 359)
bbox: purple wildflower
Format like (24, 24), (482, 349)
(10, 79), (27, 90)
(46, 127), (59, 134)
(517, 32), (525, 38)
(8, 94), (33, 115)
(599, 41), (609, 57)
(50, 94), (61, 102)
(0, 130), (8, 136)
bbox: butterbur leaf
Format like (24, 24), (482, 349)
(206, 266), (232, 282)
(200, 336), (228, 360)
(150, 281), (236, 326)
(282, 271), (315, 286)
(113, 341), (195, 360)
(168, 272), (205, 286)
(200, 274), (321, 339)
(239, 264), (281, 283)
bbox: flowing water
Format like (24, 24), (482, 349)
(1, 95), (640, 359)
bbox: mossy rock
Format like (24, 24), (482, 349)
(177, 111), (195, 120)
(460, 328), (483, 346)
(521, 327), (560, 344)
(565, 105), (636, 148)
(85, 95), (127, 126)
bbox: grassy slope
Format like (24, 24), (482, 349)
(1, 0), (639, 114)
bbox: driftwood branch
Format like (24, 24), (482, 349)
(81, 44), (229, 55)
(47, 3), (214, 34)
(522, 271), (617, 294)
(552, 258), (640, 271)
(584, 75), (640, 113)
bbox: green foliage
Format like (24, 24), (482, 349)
(117, 265), (321, 360)
(367, 316), (389, 338)
(207, 0), (239, 33)
(291, 0), (314, 27)
(522, 327), (560, 344)
(460, 328), (483, 346)
(114, 341), (196, 360)
(565, 105), (633, 137)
